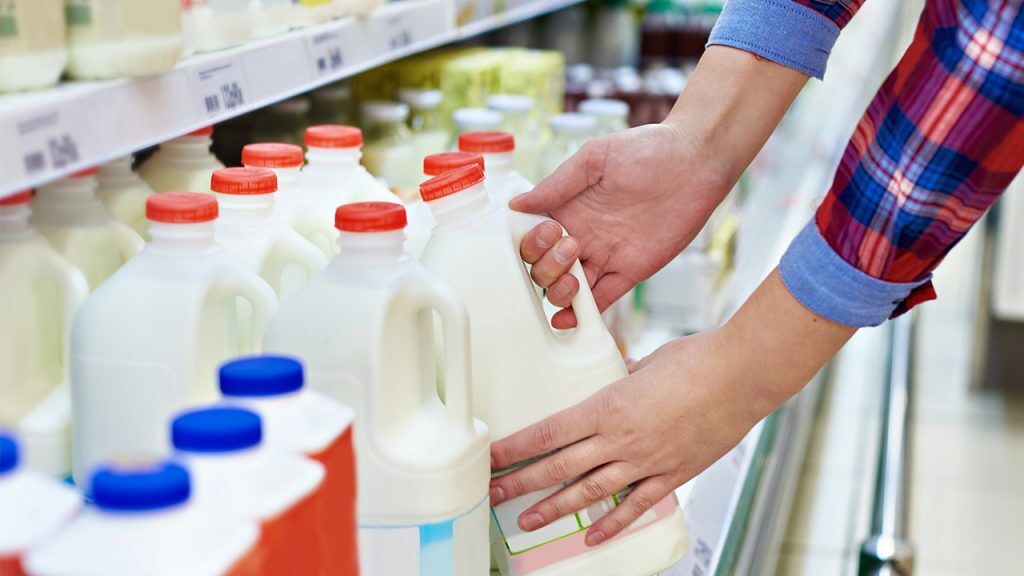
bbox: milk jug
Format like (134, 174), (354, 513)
(458, 131), (534, 206)
(291, 0), (333, 27)
(250, 0), (291, 39)
(541, 113), (597, 179)
(418, 165), (689, 576)
(448, 107), (501, 150)
(264, 203), (490, 576)
(25, 461), (261, 576)
(97, 156), (156, 239)
(408, 152), (486, 258)
(0, 0), (65, 92)
(70, 193), (277, 485)
(64, 0), (183, 80)
(139, 126), (225, 194)
(579, 99), (630, 136)
(399, 89), (450, 159)
(189, 0), (252, 53)
(211, 167), (328, 303)
(242, 143), (335, 258)
(218, 356), (358, 576)
(0, 191), (88, 477)
(487, 94), (544, 182)
(0, 434), (80, 576)
(31, 169), (144, 291)
(172, 407), (332, 576)
(360, 101), (420, 200)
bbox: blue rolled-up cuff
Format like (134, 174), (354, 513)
(707, 0), (840, 80)
(779, 222), (932, 327)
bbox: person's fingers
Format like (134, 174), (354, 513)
(520, 221), (564, 264)
(584, 476), (674, 546)
(551, 307), (578, 330)
(517, 462), (640, 532)
(546, 274), (580, 309)
(489, 437), (608, 505)
(590, 273), (636, 314)
(509, 139), (604, 215)
(491, 397), (600, 470)
(530, 238), (579, 289)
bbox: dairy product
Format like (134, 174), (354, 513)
(399, 88), (450, 159)
(65, 0), (183, 80)
(218, 356), (358, 576)
(540, 113), (597, 181)
(360, 101), (420, 200)
(190, 0), (252, 53)
(487, 94), (544, 181)
(418, 165), (689, 575)
(97, 156), (156, 239)
(332, 0), (383, 17)
(264, 203), (489, 576)
(139, 126), (225, 194)
(251, 0), (291, 39)
(70, 192), (277, 484)
(407, 152), (486, 259)
(458, 131), (533, 206)
(291, 0), (333, 27)
(172, 407), (331, 576)
(0, 433), (80, 576)
(0, 191), (88, 477)
(26, 461), (261, 576)
(211, 167), (328, 303)
(449, 107), (501, 150)
(579, 98), (630, 135)
(31, 169), (144, 291)
(0, 0), (65, 92)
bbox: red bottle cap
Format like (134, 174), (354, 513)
(305, 125), (362, 149)
(419, 164), (485, 203)
(0, 190), (32, 206)
(146, 192), (218, 223)
(70, 167), (99, 178)
(335, 202), (407, 232)
(211, 167), (277, 195)
(423, 152), (485, 176)
(242, 143), (304, 168)
(187, 126), (214, 137)
(458, 131), (515, 153)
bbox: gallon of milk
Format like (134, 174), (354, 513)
(458, 131), (534, 206)
(31, 169), (144, 291)
(25, 461), (261, 576)
(172, 407), (331, 576)
(264, 202), (490, 576)
(64, 0), (183, 80)
(97, 156), (156, 239)
(139, 126), (225, 194)
(70, 193), (277, 485)
(218, 356), (358, 576)
(250, 0), (291, 39)
(448, 107), (502, 151)
(188, 0), (251, 53)
(487, 95), (544, 182)
(418, 165), (689, 576)
(242, 143), (336, 258)
(0, 434), (80, 576)
(360, 101), (420, 201)
(0, 191), (89, 477)
(406, 152), (487, 258)
(211, 167), (328, 303)
(0, 0), (65, 93)
(291, 0), (333, 27)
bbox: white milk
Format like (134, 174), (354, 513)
(242, 142), (335, 258)
(172, 407), (331, 576)
(399, 89), (451, 160)
(0, 0), (65, 93)
(70, 193), (277, 485)
(190, 0), (252, 53)
(448, 107), (502, 151)
(332, 0), (383, 17)
(540, 113), (597, 181)
(26, 461), (261, 576)
(31, 169), (144, 291)
(487, 94), (544, 182)
(291, 0), (333, 27)
(97, 156), (156, 239)
(139, 127), (225, 194)
(360, 101), (420, 201)
(0, 192), (88, 477)
(250, 0), (291, 39)
(217, 356), (359, 576)
(578, 99), (630, 136)
(457, 131), (534, 206)
(0, 434), (80, 575)
(64, 0), (183, 80)
(418, 166), (689, 576)
(211, 167), (327, 304)
(408, 152), (487, 258)
(264, 202), (489, 576)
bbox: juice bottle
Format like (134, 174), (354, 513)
(218, 356), (358, 576)
(263, 203), (489, 576)
(360, 101), (420, 200)
(578, 99), (630, 136)
(458, 131), (533, 206)
(398, 89), (450, 159)
(486, 94), (544, 182)
(172, 407), (330, 576)
(139, 126), (226, 194)
(65, 0), (183, 79)
(418, 165), (689, 575)
(0, 0), (65, 92)
(97, 156), (155, 239)
(540, 113), (596, 182)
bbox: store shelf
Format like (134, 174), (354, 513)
(0, 0), (582, 198)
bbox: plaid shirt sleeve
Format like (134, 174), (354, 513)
(780, 0), (1024, 327)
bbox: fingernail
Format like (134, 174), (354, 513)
(585, 530), (606, 546)
(554, 238), (577, 264)
(489, 486), (505, 504)
(520, 513), (544, 531)
(536, 223), (560, 250)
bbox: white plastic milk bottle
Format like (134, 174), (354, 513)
(64, 0), (183, 80)
(264, 202), (490, 576)
(172, 407), (333, 576)
(30, 169), (144, 291)
(0, 0), (66, 93)
(25, 461), (262, 576)
(139, 126), (225, 194)
(242, 142), (336, 258)
(0, 433), (80, 576)
(189, 0), (252, 53)
(0, 191), (89, 477)
(211, 167), (328, 303)
(406, 152), (487, 258)
(291, 0), (333, 27)
(97, 156), (156, 239)
(70, 193), (277, 485)
(418, 165), (689, 576)
(218, 356), (359, 576)
(457, 131), (534, 206)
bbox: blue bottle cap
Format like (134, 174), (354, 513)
(0, 432), (19, 475)
(90, 460), (190, 512)
(172, 407), (262, 453)
(219, 355), (304, 397)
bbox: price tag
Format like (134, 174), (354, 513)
(369, 0), (451, 55)
(189, 60), (249, 119)
(9, 109), (84, 178)
(306, 29), (349, 77)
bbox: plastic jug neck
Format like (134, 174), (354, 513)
(215, 192), (277, 223)
(35, 177), (102, 207)
(305, 147), (362, 171)
(0, 204), (34, 240)
(426, 181), (492, 226)
(161, 135), (215, 162)
(148, 221), (217, 250)
(483, 152), (514, 173)
(98, 156), (136, 181)
(335, 230), (406, 265)
(254, 166), (301, 197)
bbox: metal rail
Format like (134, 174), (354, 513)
(859, 314), (915, 575)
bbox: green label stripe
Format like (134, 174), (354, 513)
(65, 4), (91, 26)
(0, 14), (15, 37)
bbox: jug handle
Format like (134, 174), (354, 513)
(507, 210), (607, 343)
(209, 273), (279, 353)
(265, 238), (329, 295)
(111, 222), (145, 262)
(40, 251), (88, 385)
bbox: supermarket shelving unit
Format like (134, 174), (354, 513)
(0, 0), (584, 198)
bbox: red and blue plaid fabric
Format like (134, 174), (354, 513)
(793, 0), (867, 28)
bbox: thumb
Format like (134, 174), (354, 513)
(590, 273), (636, 315)
(510, 141), (600, 215)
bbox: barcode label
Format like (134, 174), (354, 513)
(387, 27), (413, 50)
(190, 61), (249, 119)
(369, 0), (450, 57)
(12, 110), (83, 177)
(306, 30), (348, 78)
